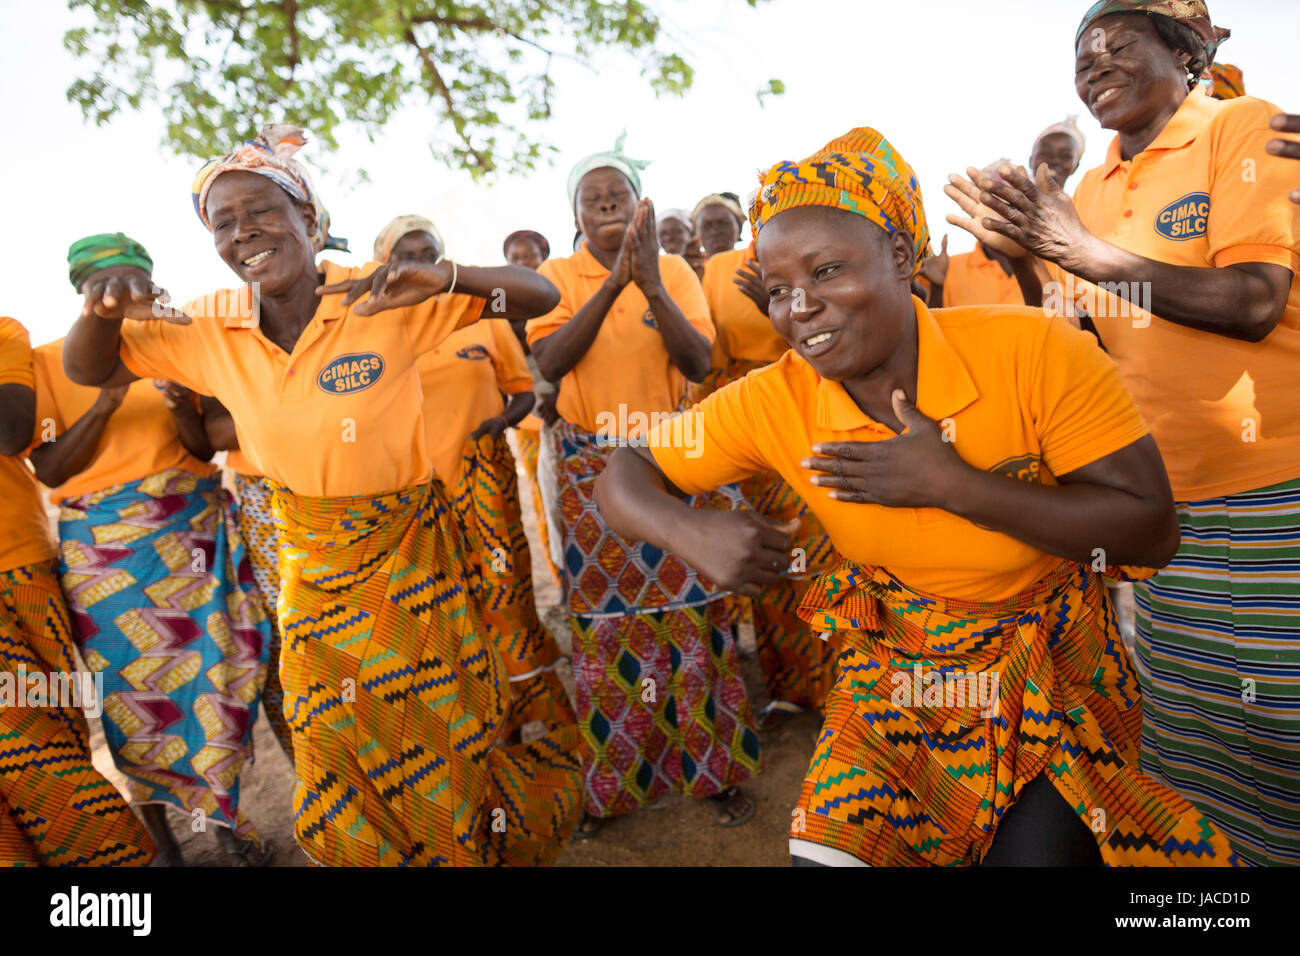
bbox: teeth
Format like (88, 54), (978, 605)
(805, 332), (832, 347)
(243, 250), (272, 267)
(1096, 88), (1119, 105)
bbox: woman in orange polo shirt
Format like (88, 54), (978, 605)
(692, 192), (746, 260)
(29, 234), (273, 867)
(0, 313), (154, 867)
(529, 135), (761, 836)
(60, 126), (579, 867)
(697, 210), (840, 723)
(947, 0), (1300, 866)
(595, 126), (1238, 867)
(376, 218), (580, 747)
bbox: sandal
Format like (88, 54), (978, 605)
(757, 700), (804, 731)
(706, 786), (756, 828)
(571, 812), (605, 841)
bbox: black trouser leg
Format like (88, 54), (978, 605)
(981, 773), (1104, 867)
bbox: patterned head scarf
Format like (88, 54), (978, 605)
(1030, 116), (1086, 171)
(313, 204), (350, 255)
(67, 233), (152, 291)
(656, 208), (692, 230)
(502, 229), (550, 260)
(1075, 1), (1230, 63)
(566, 131), (651, 211)
(373, 214), (445, 264)
(748, 127), (930, 275)
(191, 124), (319, 231)
(1206, 61), (1244, 99)
(691, 192), (746, 229)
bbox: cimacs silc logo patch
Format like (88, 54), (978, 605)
(456, 344), (490, 360)
(1155, 192), (1209, 241)
(317, 352), (385, 394)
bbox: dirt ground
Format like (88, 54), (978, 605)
(86, 460), (820, 867)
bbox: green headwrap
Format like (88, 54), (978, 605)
(566, 131), (651, 211)
(67, 233), (153, 291)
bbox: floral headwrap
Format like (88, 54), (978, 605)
(191, 123), (319, 230)
(1075, 0), (1230, 62)
(1206, 61), (1244, 99)
(373, 215), (445, 264)
(67, 233), (153, 291)
(748, 127), (930, 275)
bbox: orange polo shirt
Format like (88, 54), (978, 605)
(417, 320), (534, 485)
(942, 245), (1025, 308)
(1046, 88), (1300, 501)
(0, 317), (55, 572)
(702, 245), (786, 368)
(225, 447), (261, 477)
(649, 300), (1150, 601)
(527, 242), (714, 436)
(118, 260), (486, 498)
(31, 338), (216, 504)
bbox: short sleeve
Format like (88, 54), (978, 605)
(1207, 98), (1300, 272)
(119, 312), (209, 394)
(662, 255), (715, 344)
(1029, 315), (1150, 477)
(405, 292), (487, 355)
(28, 345), (66, 449)
(488, 321), (534, 395)
(647, 373), (773, 494)
(0, 317), (34, 388)
(526, 258), (573, 346)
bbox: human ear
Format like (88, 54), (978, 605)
(890, 230), (916, 281)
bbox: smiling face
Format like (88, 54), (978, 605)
(505, 236), (545, 270)
(390, 230), (442, 264)
(657, 217), (690, 255)
(695, 204), (741, 257)
(575, 167), (636, 252)
(757, 205), (915, 383)
(1074, 13), (1189, 135)
(204, 171), (318, 293)
(1029, 132), (1081, 189)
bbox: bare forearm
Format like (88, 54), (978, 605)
(530, 281), (620, 381)
(596, 448), (696, 554)
(172, 406), (214, 461)
(0, 385), (35, 456)
(64, 315), (138, 387)
(29, 407), (113, 488)
(643, 286), (711, 382)
(203, 412), (238, 451)
(501, 391), (534, 428)
(456, 264), (560, 321)
(944, 464), (1178, 568)
(1064, 237), (1286, 341)
(1012, 256), (1043, 307)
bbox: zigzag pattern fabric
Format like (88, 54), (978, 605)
(1, 560), (155, 866)
(57, 469), (270, 844)
(1134, 476), (1300, 866)
(272, 479), (584, 866)
(451, 432), (578, 735)
(792, 559), (1239, 866)
(552, 421), (761, 817)
(233, 473), (293, 760)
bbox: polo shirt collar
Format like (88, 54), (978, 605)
(219, 259), (353, 328)
(1100, 86), (1216, 178)
(814, 297), (980, 433)
(573, 241), (611, 279)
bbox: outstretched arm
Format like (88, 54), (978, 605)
(29, 386), (128, 489)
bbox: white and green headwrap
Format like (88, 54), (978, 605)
(566, 131), (651, 211)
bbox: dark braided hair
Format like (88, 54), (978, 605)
(1147, 14), (1211, 89)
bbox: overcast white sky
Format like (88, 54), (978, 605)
(2, 0), (1296, 347)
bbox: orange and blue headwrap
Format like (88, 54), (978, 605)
(191, 123), (318, 230)
(748, 127), (930, 275)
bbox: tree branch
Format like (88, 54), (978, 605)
(282, 0), (300, 88)
(402, 25), (493, 171)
